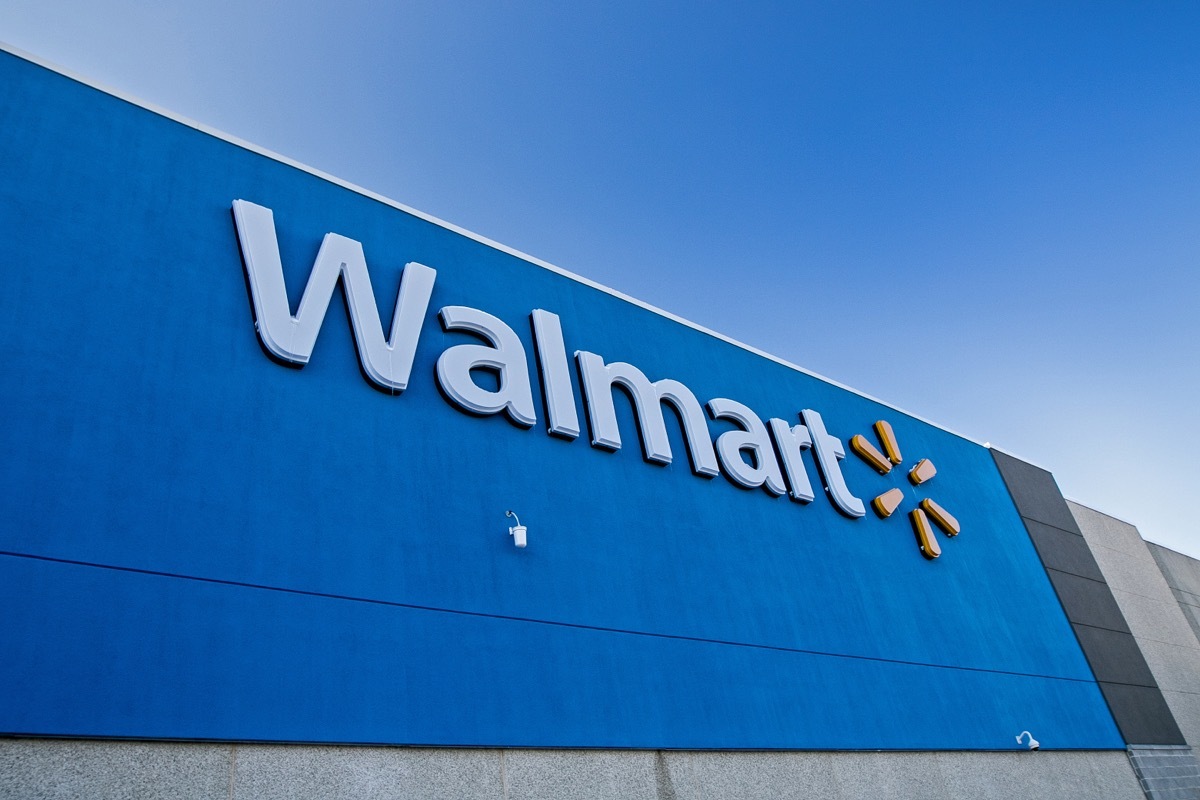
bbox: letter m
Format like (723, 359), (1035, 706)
(232, 200), (436, 392)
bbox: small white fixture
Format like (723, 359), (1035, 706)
(1016, 731), (1040, 751)
(506, 510), (527, 548)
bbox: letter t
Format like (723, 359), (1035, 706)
(801, 409), (866, 518)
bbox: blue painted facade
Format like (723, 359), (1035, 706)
(0, 49), (1122, 749)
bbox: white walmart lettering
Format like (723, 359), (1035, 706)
(233, 200), (863, 516)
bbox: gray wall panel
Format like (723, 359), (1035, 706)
(1140, 640), (1200, 697)
(1071, 503), (1155, 561)
(1159, 690), (1200, 753)
(1177, 599), (1200, 644)
(1150, 544), (1200, 600)
(1025, 519), (1106, 582)
(1071, 624), (1159, 687)
(1097, 683), (1185, 746)
(1048, 569), (1132, 633)
(990, 450), (1082, 533)
(1116, 591), (1200, 660)
(1150, 542), (1200, 649)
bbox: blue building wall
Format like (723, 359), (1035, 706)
(0, 49), (1122, 749)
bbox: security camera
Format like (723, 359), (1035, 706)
(505, 510), (527, 548)
(1015, 731), (1039, 751)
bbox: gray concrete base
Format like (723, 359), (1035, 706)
(0, 739), (1147, 800)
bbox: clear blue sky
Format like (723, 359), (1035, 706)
(3, 2), (1197, 555)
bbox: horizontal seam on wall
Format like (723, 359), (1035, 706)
(1071, 620), (1135, 637)
(1110, 583), (1183, 600)
(1096, 678), (1163, 691)
(0, 549), (1099, 686)
(1023, 541), (1103, 576)
(1020, 516), (1084, 538)
(1038, 564), (1105, 582)
(1047, 567), (1116, 590)
(1086, 538), (1162, 564)
(1127, 634), (1200, 654)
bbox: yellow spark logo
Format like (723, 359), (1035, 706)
(849, 421), (961, 559)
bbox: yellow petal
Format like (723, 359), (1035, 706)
(920, 498), (960, 537)
(872, 488), (905, 518)
(908, 458), (936, 486)
(851, 434), (892, 474)
(911, 508), (941, 559)
(874, 420), (903, 465)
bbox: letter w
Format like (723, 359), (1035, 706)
(232, 200), (436, 392)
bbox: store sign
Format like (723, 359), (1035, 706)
(233, 200), (960, 558)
